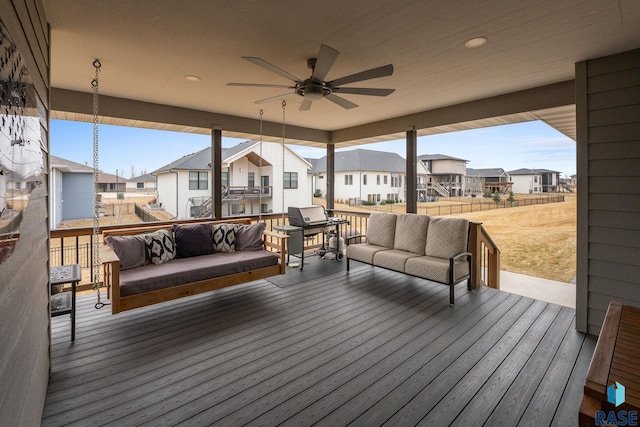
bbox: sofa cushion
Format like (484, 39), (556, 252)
(144, 229), (176, 265)
(105, 234), (147, 270)
(346, 243), (389, 265)
(118, 250), (279, 297)
(366, 212), (397, 248)
(212, 224), (237, 252)
(393, 213), (430, 255)
(424, 217), (469, 259)
(405, 255), (470, 284)
(173, 223), (214, 258)
(235, 222), (266, 251)
(373, 249), (421, 272)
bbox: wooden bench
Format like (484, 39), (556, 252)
(579, 301), (640, 425)
(101, 218), (287, 314)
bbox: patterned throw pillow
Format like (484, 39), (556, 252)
(212, 224), (237, 253)
(144, 229), (176, 265)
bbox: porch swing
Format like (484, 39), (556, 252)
(96, 73), (288, 314)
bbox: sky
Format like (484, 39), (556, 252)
(50, 119), (576, 179)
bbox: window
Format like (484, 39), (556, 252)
(248, 172), (255, 187)
(363, 174), (367, 185)
(136, 182), (144, 189)
(189, 171), (208, 190)
(377, 175), (380, 185)
(391, 174), (402, 187)
(284, 172), (298, 189)
(344, 174), (353, 185)
(384, 175), (388, 184)
(318, 175), (324, 179)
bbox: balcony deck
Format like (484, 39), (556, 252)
(43, 262), (594, 426)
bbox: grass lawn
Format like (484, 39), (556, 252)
(329, 194), (577, 283)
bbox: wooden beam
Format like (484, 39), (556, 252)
(406, 129), (417, 213)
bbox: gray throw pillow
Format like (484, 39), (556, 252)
(144, 229), (176, 265)
(173, 223), (215, 258)
(235, 222), (266, 251)
(104, 234), (147, 270)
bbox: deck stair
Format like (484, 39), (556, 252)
(432, 181), (450, 198)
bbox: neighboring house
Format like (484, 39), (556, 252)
(49, 155), (95, 228)
(508, 168), (544, 194)
(97, 171), (126, 193)
(417, 154), (469, 197)
(126, 174), (157, 192)
(465, 168), (513, 195)
(508, 168), (561, 194)
(308, 149), (429, 204)
(153, 140), (312, 219)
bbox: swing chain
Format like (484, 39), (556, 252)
(91, 60), (108, 309)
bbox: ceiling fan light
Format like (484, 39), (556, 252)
(465, 37), (487, 48)
(305, 91), (324, 101)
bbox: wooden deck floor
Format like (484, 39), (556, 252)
(43, 264), (595, 426)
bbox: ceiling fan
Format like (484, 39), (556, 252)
(228, 44), (395, 111)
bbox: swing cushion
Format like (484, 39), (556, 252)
(104, 234), (148, 270)
(145, 229), (177, 265)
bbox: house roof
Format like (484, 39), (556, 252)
(417, 154), (469, 163)
(466, 168), (507, 178)
(128, 173), (156, 182)
(44, 1), (639, 145)
(309, 149), (408, 174)
(49, 155), (94, 173)
(508, 168), (560, 175)
(153, 140), (309, 173)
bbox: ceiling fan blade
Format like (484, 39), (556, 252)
(227, 83), (294, 89)
(254, 92), (296, 105)
(312, 44), (339, 82)
(325, 93), (358, 109)
(332, 87), (395, 96)
(299, 98), (313, 111)
(242, 56), (301, 82)
(329, 64), (394, 87)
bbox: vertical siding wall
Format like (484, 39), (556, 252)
(576, 48), (640, 335)
(0, 0), (51, 424)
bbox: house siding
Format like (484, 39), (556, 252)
(0, 1), (51, 425)
(576, 48), (640, 335)
(61, 173), (94, 221)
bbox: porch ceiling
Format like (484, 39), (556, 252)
(44, 1), (640, 145)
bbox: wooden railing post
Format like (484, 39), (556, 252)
(469, 222), (482, 289)
(488, 246), (501, 289)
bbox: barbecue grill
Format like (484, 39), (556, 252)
(274, 206), (349, 270)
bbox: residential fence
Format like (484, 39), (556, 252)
(134, 203), (163, 223)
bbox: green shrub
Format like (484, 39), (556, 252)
(313, 189), (322, 197)
(362, 200), (376, 206)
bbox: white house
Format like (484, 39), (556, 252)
(153, 140), (312, 219)
(418, 154), (469, 197)
(126, 174), (157, 192)
(309, 149), (429, 204)
(508, 168), (544, 194)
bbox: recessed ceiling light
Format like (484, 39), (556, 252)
(465, 37), (487, 48)
(184, 75), (201, 82)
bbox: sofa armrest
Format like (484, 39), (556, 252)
(345, 234), (367, 244)
(450, 251), (473, 289)
(100, 244), (121, 310)
(262, 230), (288, 272)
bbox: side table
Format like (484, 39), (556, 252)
(50, 264), (81, 341)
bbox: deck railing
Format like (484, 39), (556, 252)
(49, 210), (500, 290)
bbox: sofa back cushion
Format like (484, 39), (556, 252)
(235, 222), (266, 251)
(105, 234), (148, 270)
(424, 217), (469, 259)
(366, 212), (397, 248)
(394, 214), (430, 255)
(173, 223), (215, 258)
